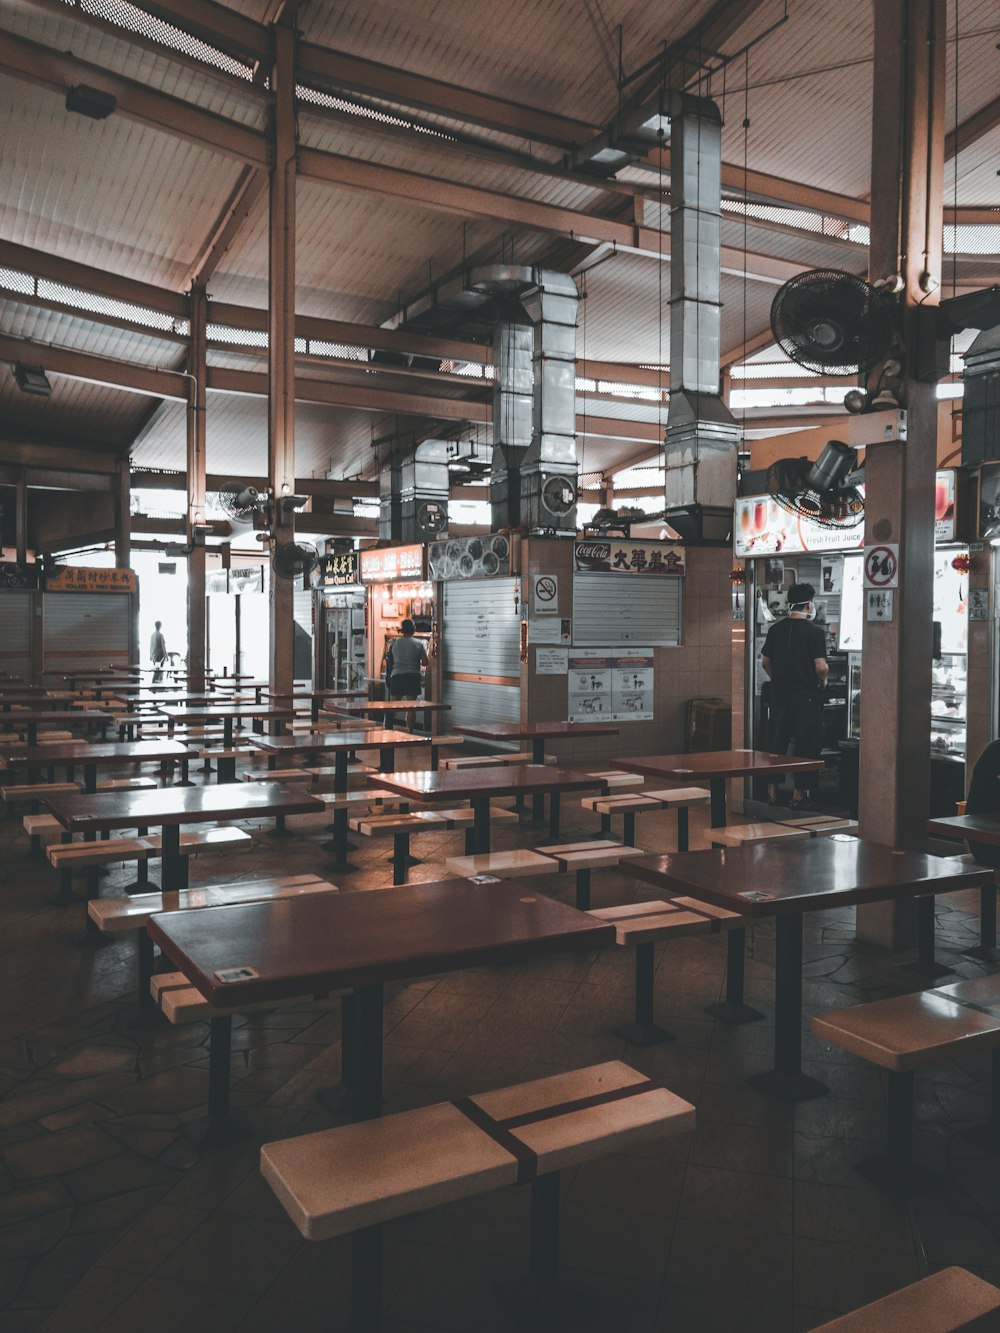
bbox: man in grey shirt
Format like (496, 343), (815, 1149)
(386, 618), (427, 725)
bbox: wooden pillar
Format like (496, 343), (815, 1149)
(857, 0), (945, 947)
(187, 283), (208, 690)
(267, 7), (297, 694)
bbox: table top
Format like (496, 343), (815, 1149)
(0, 709), (111, 725)
(372, 765), (606, 802)
(251, 728), (428, 756)
(928, 814), (1000, 845)
(258, 689), (367, 702)
(115, 691), (232, 706)
(628, 836), (991, 918)
(148, 876), (614, 1006)
(619, 749), (827, 782)
(42, 781), (322, 832)
(324, 699), (452, 714)
(160, 703), (296, 722)
(0, 694), (78, 707)
(0, 739), (188, 767)
(454, 722), (620, 742)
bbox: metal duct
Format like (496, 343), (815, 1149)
(520, 271), (580, 532)
(962, 326), (1000, 467)
(664, 93), (740, 544)
(378, 449), (401, 542)
(399, 439), (449, 543)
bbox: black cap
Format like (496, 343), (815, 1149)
(788, 582), (815, 606)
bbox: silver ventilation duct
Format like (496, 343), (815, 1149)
(378, 439), (450, 543)
(962, 325), (1000, 467)
(664, 92), (740, 545)
(468, 265), (580, 532)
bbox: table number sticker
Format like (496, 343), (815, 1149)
(469, 874), (501, 884)
(739, 890), (773, 902)
(214, 966), (260, 983)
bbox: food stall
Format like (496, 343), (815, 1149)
(314, 551), (366, 692)
(359, 545), (439, 701)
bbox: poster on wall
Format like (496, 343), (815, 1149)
(567, 647), (654, 722)
(530, 618), (572, 644)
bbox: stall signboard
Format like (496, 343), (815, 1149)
(319, 551), (360, 586)
(46, 566), (136, 593)
(737, 471), (957, 557)
(568, 647), (654, 722)
(0, 562), (38, 589)
(359, 545), (425, 583)
(574, 540), (685, 576)
(206, 570), (230, 596)
(428, 533), (511, 579)
(230, 566), (264, 594)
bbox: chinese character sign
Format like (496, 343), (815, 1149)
(320, 552), (360, 586)
(574, 541), (685, 576)
(46, 566), (137, 593)
(359, 546), (425, 583)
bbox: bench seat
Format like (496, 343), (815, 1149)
(535, 840), (648, 873)
(710, 821), (813, 848)
(446, 849), (557, 879)
(49, 825), (251, 872)
(811, 1266), (1000, 1332)
(243, 767), (313, 783)
(261, 1060), (694, 1242)
(2, 781), (81, 801)
(90, 872), (333, 934)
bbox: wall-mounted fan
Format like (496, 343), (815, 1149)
(770, 270), (896, 377)
(214, 481), (269, 526)
(272, 540), (319, 583)
(767, 441), (864, 529)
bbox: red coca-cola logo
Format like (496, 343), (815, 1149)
(575, 542), (611, 563)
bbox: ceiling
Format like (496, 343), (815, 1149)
(0, 0), (997, 485)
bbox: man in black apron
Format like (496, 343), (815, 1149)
(760, 582), (828, 811)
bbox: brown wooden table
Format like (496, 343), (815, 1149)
(256, 687), (366, 719)
(148, 877), (614, 1133)
(928, 813), (1000, 960)
(619, 749), (826, 827)
(161, 704), (296, 781)
(0, 692), (77, 711)
(454, 721), (620, 819)
(324, 697), (452, 738)
(372, 766), (607, 853)
(629, 837), (990, 1101)
(0, 738), (188, 793)
(0, 709), (112, 746)
(252, 729), (428, 867)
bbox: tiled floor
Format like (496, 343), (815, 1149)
(1, 758), (999, 1331)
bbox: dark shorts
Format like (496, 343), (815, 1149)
(767, 690), (824, 786)
(388, 674), (422, 701)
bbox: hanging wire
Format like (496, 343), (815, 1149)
(580, 269), (588, 480)
(951, 0), (960, 301)
(740, 48), (751, 430)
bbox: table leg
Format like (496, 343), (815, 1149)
(496, 1170), (585, 1321)
(966, 880), (1000, 962)
(710, 778), (726, 829)
(186, 1015), (251, 1148)
(747, 914), (828, 1102)
(704, 929), (765, 1024)
(351, 1225), (383, 1333)
(379, 746), (394, 774)
(902, 896), (953, 979)
(531, 739), (545, 822)
(617, 941), (673, 1045)
(473, 798), (491, 855)
(676, 806), (689, 853)
(352, 983), (384, 1123)
(161, 824), (182, 894)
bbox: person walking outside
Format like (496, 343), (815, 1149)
(385, 618), (427, 728)
(760, 582), (828, 810)
(149, 620), (167, 683)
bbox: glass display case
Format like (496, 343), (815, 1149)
(931, 653), (967, 760)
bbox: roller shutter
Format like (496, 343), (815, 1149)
(573, 573), (682, 646)
(441, 578), (520, 728)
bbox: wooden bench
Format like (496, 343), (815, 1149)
(589, 769), (645, 791)
(94, 871), (336, 1009)
(49, 825), (251, 875)
(1, 781), (81, 808)
(810, 1266), (1000, 1331)
(709, 820), (813, 848)
(581, 786), (710, 849)
(446, 841), (647, 910)
(350, 807), (518, 883)
(533, 840), (648, 910)
(261, 1061), (694, 1329)
(813, 974), (1000, 1186)
(428, 734), (464, 769)
(22, 812), (62, 854)
(591, 898), (748, 1046)
(243, 767), (313, 783)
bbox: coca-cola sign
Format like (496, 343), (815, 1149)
(574, 540), (685, 576)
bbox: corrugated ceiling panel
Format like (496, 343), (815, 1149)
(1, 3), (267, 127)
(0, 300), (183, 366)
(300, 0), (726, 126)
(0, 371), (151, 448)
(0, 74), (246, 289)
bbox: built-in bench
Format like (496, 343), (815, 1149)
(581, 786), (711, 849)
(49, 824), (252, 874)
(446, 841), (648, 909)
(709, 820), (813, 848)
(813, 974), (1000, 1187)
(590, 898), (748, 1046)
(811, 1266), (1000, 1332)
(261, 1061), (694, 1329)
(350, 807), (519, 883)
(2, 781), (80, 807)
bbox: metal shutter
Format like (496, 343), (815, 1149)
(42, 593), (131, 661)
(572, 572), (682, 646)
(442, 578), (520, 728)
(0, 591), (32, 679)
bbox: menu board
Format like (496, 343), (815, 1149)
(567, 648), (654, 722)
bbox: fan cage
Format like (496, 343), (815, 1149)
(770, 487), (866, 530)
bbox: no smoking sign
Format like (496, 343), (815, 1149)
(863, 543), (899, 589)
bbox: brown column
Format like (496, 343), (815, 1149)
(14, 466), (27, 565)
(187, 283), (208, 690)
(267, 8), (297, 694)
(857, 0), (945, 947)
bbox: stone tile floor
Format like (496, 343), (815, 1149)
(0, 760), (998, 1330)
